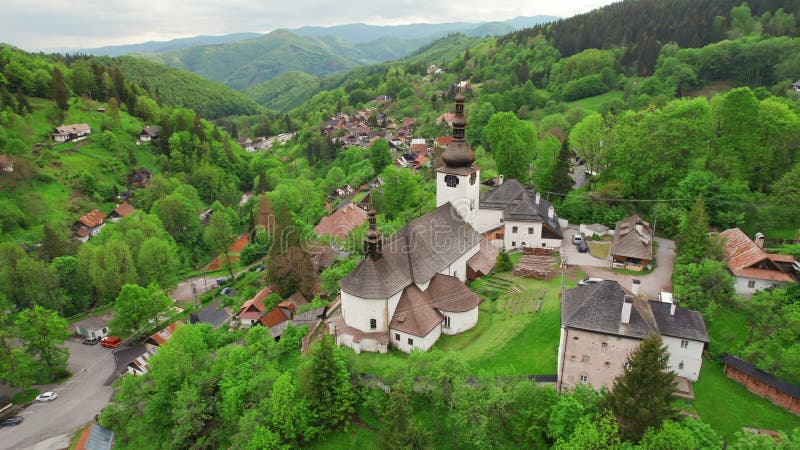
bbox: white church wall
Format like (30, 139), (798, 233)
(504, 220), (543, 251)
(663, 335), (705, 381)
(390, 326), (442, 353)
(440, 243), (481, 282)
(435, 171), (481, 227)
(473, 208), (503, 235)
(439, 307), (478, 335)
(386, 290), (404, 327)
(342, 290), (393, 333)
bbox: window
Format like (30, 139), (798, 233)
(747, 280), (756, 288)
(369, 319), (377, 330)
(511, 241), (516, 247)
(494, 233), (502, 239)
(443, 316), (451, 328)
(579, 374), (588, 384)
(601, 342), (608, 351)
(528, 227), (534, 234)
(395, 333), (400, 341)
(408, 338), (414, 346)
(470, 172), (477, 185)
(678, 361), (685, 370)
(573, 336), (579, 340)
(512, 226), (518, 233)
(102, 328), (107, 334)
(604, 362), (610, 367)
(624, 362), (632, 370)
(680, 340), (689, 348)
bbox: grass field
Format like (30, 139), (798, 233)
(351, 267), (586, 377)
(687, 360), (800, 441)
(565, 90), (624, 113)
(587, 241), (610, 259)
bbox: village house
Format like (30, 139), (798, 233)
(437, 112), (456, 126)
(792, 79), (800, 92)
(237, 286), (271, 328)
(53, 123), (91, 143)
(129, 167), (152, 188)
(188, 300), (233, 329)
(610, 215), (654, 269)
(74, 209), (106, 242)
(113, 321), (182, 377)
(137, 125), (159, 143)
(558, 281), (709, 392)
(74, 314), (111, 340)
(108, 201), (136, 222)
(314, 202), (368, 240)
(720, 228), (798, 296)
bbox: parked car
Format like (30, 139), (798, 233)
(0, 416), (23, 427)
(216, 277), (228, 286)
(220, 287), (231, 295)
(572, 234), (584, 245)
(82, 337), (100, 346)
(36, 391), (58, 402)
(578, 277), (604, 286)
(577, 241), (589, 253)
(100, 336), (122, 349)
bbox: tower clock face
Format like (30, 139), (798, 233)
(445, 174), (459, 187)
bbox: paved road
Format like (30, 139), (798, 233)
(562, 227), (611, 268)
(583, 237), (676, 299)
(1, 340), (116, 450)
(170, 273), (217, 304)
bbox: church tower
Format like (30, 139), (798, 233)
(436, 92), (480, 227)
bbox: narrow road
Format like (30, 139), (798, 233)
(1, 341), (116, 450)
(582, 237), (676, 299)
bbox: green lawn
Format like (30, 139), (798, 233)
(587, 241), (610, 259)
(350, 268), (585, 377)
(687, 360), (800, 441)
(564, 90), (624, 113)
(705, 307), (749, 358)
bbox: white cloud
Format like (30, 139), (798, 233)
(0, 0), (616, 50)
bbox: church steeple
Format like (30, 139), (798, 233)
(364, 207), (382, 259)
(441, 92), (475, 168)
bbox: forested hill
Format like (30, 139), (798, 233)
(506, 0), (800, 74)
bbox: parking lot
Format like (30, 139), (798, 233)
(562, 227), (612, 268)
(0, 340), (116, 450)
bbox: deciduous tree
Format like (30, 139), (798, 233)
(204, 212), (236, 280)
(15, 305), (69, 381)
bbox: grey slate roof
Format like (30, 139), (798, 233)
(562, 281), (710, 343)
(649, 301), (710, 342)
(562, 281), (656, 339)
(479, 179), (562, 237)
(340, 203), (482, 298)
(113, 344), (148, 374)
(190, 300), (231, 329)
(84, 423), (114, 450)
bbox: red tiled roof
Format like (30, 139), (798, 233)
(239, 286), (271, 316)
(437, 112), (455, 124)
(436, 136), (453, 146)
(259, 307), (289, 328)
(314, 203), (368, 240)
(721, 228), (795, 282)
(149, 321), (181, 346)
(78, 209), (106, 228)
(113, 201), (136, 217)
(75, 227), (90, 237)
(278, 300), (296, 312)
(410, 144), (427, 154)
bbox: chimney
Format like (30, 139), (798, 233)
(621, 296), (633, 324)
(670, 302), (677, 316)
(631, 279), (641, 296)
(535, 192), (541, 205)
(754, 232), (765, 249)
(548, 205), (554, 219)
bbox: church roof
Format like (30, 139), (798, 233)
(427, 274), (483, 312)
(339, 203), (482, 299)
(389, 284), (443, 337)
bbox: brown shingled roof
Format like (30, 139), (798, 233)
(78, 210), (106, 228)
(238, 286), (271, 319)
(389, 284), (442, 337)
(721, 228), (795, 282)
(467, 238), (500, 278)
(314, 203), (368, 240)
(113, 201), (136, 217)
(610, 215), (653, 261)
(260, 307), (290, 328)
(427, 274), (483, 312)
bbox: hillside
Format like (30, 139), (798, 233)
(107, 56), (265, 118)
(62, 33), (263, 57)
(244, 71), (321, 112)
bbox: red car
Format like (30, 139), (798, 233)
(100, 336), (122, 348)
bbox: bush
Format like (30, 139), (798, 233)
(11, 388), (40, 404)
(561, 74), (609, 101)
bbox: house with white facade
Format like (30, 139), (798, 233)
(53, 123), (91, 143)
(720, 228), (798, 296)
(558, 280), (709, 392)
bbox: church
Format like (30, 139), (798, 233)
(328, 93), (564, 354)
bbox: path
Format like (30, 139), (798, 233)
(582, 237), (676, 299)
(1, 341), (116, 450)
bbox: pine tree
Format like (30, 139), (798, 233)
(301, 335), (355, 431)
(552, 137), (575, 194)
(605, 334), (677, 441)
(52, 67), (70, 111)
(380, 382), (429, 449)
(676, 195), (710, 262)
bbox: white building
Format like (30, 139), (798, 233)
(557, 280), (709, 392)
(720, 228), (798, 296)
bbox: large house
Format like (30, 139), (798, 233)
(53, 124), (91, 143)
(74, 209), (106, 242)
(558, 281), (709, 392)
(610, 215), (654, 269)
(138, 125), (159, 143)
(720, 228), (798, 296)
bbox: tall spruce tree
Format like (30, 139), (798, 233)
(301, 335), (355, 431)
(52, 67), (70, 111)
(552, 137), (575, 194)
(606, 334), (677, 441)
(676, 195), (710, 262)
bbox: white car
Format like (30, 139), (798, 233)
(36, 391), (58, 402)
(578, 277), (604, 286)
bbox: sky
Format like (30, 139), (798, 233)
(1, 0), (617, 51)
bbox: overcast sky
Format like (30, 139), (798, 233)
(2, 0), (617, 51)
